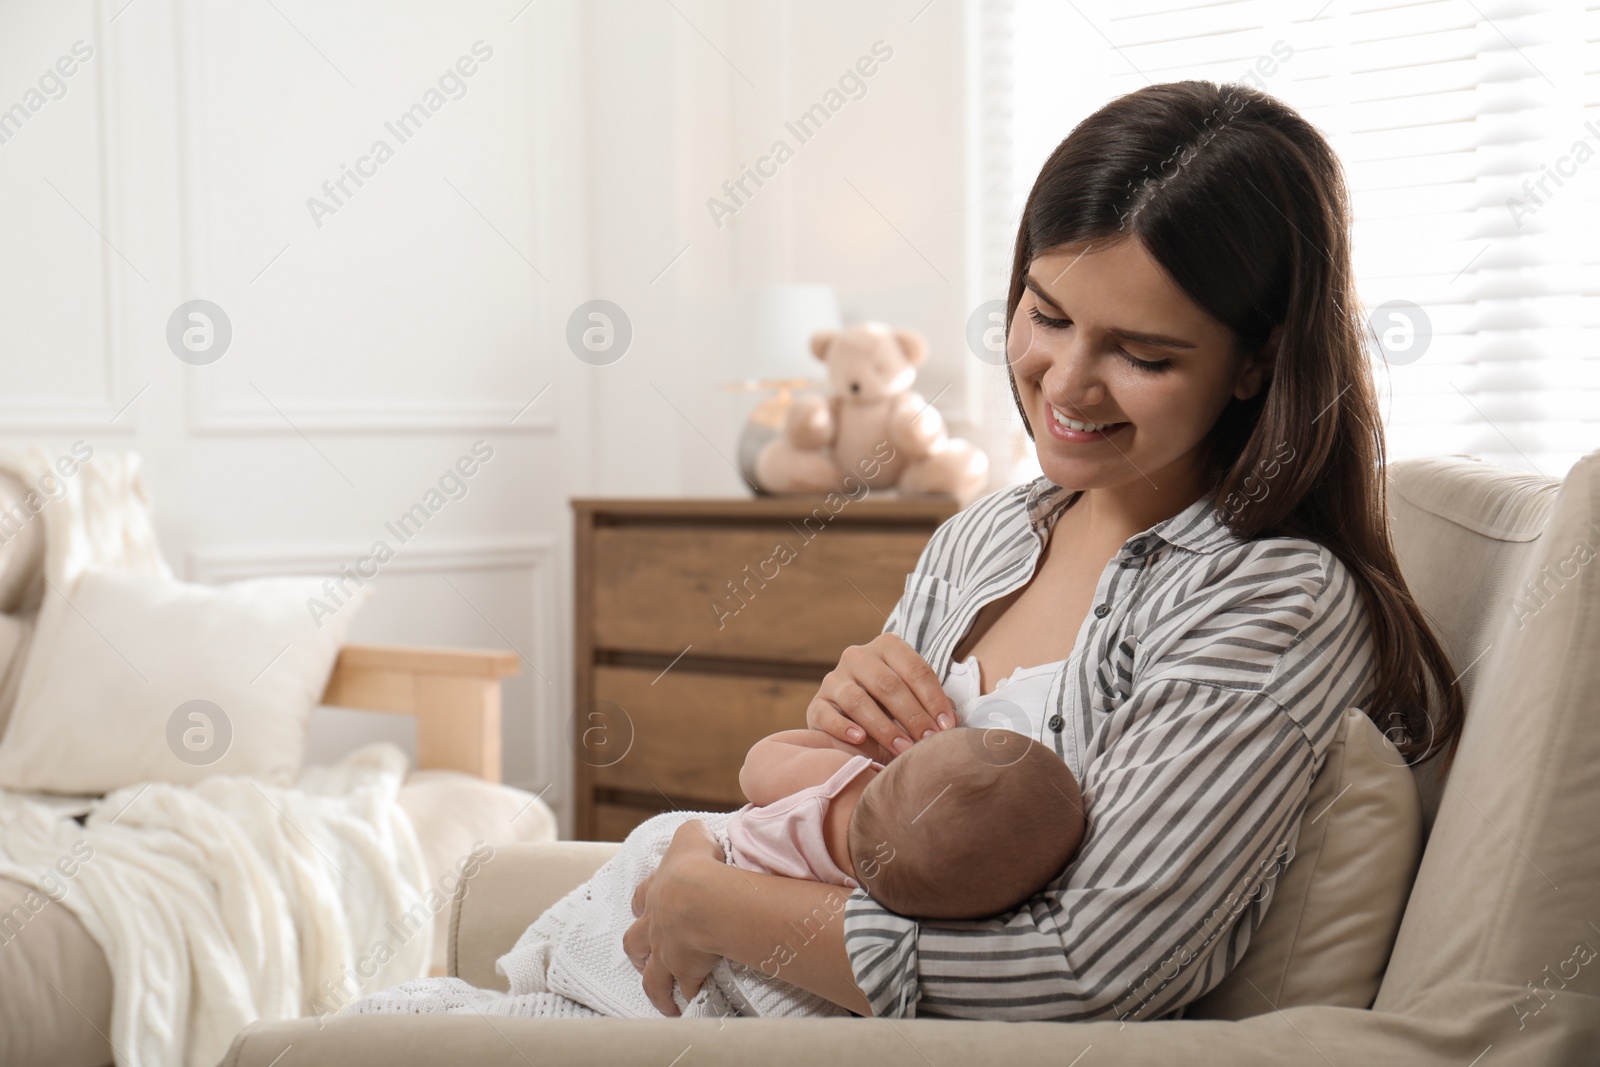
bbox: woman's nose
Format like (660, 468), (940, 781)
(1041, 349), (1107, 413)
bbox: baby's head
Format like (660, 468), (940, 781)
(846, 727), (1085, 919)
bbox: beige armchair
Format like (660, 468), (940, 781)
(221, 453), (1600, 1067)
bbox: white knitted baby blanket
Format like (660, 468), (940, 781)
(349, 810), (851, 1019)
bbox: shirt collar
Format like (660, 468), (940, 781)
(1021, 476), (1238, 556)
(1153, 485), (1237, 554)
(1024, 477), (1077, 533)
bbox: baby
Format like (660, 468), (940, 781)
(731, 725), (1086, 920)
(345, 724), (1085, 1019)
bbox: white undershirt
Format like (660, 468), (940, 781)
(943, 654), (1067, 738)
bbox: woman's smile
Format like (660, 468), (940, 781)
(1045, 402), (1128, 443)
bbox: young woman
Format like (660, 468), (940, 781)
(624, 80), (1463, 1022)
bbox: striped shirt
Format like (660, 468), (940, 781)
(841, 475), (1378, 1021)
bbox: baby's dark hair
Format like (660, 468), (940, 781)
(846, 727), (1085, 920)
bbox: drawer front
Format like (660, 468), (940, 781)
(590, 800), (750, 842)
(591, 524), (930, 663)
(592, 802), (664, 843)
(589, 666), (818, 806)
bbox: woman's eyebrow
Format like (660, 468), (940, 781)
(1023, 273), (1064, 310)
(1023, 272), (1200, 351)
(1111, 326), (1199, 352)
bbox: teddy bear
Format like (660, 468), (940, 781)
(753, 322), (989, 505)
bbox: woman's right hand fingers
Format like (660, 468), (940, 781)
(808, 636), (957, 756)
(825, 680), (913, 756)
(806, 698), (869, 746)
(847, 636), (954, 745)
(877, 635), (958, 734)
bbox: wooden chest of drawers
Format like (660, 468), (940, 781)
(570, 495), (958, 841)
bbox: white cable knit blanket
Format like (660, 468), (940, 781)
(348, 810), (851, 1020)
(0, 742), (432, 1067)
(0, 448), (434, 1066)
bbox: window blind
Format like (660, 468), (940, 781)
(998, 0), (1599, 479)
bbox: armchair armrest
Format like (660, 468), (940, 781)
(321, 643), (519, 782)
(449, 841), (619, 989)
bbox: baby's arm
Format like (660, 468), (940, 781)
(738, 729), (884, 807)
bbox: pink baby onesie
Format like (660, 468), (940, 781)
(725, 754), (882, 889)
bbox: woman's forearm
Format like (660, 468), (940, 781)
(677, 855), (872, 1015)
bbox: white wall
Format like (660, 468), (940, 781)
(583, 0), (1029, 499)
(0, 0), (590, 825)
(0, 0), (1004, 834)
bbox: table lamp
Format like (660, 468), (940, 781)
(722, 284), (842, 491)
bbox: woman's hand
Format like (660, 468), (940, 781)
(805, 633), (957, 757)
(624, 820), (725, 1016)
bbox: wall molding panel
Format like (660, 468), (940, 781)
(171, 0), (560, 436)
(0, 7), (135, 433)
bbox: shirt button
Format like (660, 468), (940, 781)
(1129, 539), (1148, 556)
(1093, 602), (1110, 618)
(1048, 715), (1064, 732)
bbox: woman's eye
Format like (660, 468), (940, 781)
(1119, 350), (1172, 374)
(1027, 306), (1070, 329)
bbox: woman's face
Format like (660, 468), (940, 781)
(1007, 238), (1274, 498)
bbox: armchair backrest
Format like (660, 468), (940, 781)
(1384, 455), (1560, 831)
(1374, 450), (1600, 1032)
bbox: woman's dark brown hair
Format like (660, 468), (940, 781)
(1005, 80), (1462, 770)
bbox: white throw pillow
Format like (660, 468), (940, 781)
(0, 568), (366, 794)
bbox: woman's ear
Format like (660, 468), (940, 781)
(1233, 324), (1282, 401)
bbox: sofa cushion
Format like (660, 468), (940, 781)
(1182, 706), (1421, 1019)
(1375, 449), (1600, 1018)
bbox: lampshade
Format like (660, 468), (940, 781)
(725, 284), (842, 384)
